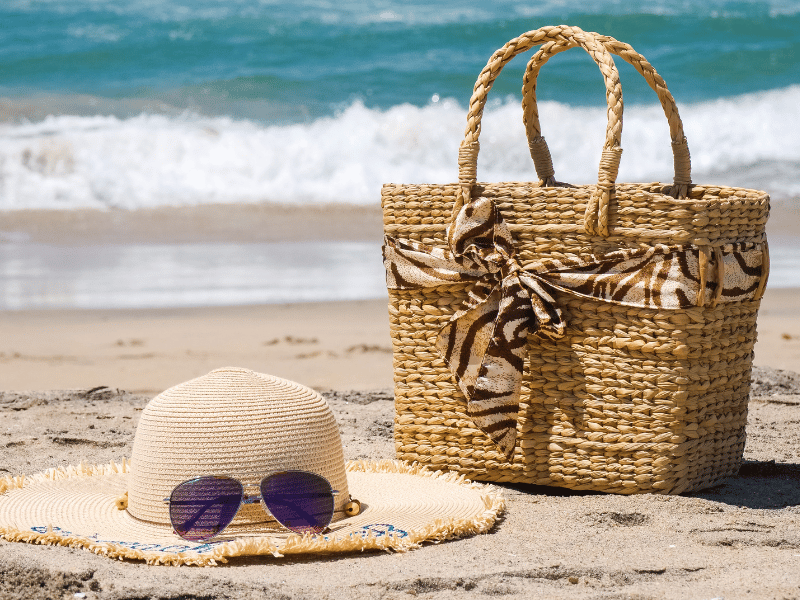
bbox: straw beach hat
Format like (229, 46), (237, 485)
(0, 368), (504, 566)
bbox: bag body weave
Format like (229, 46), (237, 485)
(381, 26), (770, 494)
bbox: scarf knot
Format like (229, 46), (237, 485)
(384, 196), (766, 457)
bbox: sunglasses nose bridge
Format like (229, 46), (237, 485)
(240, 492), (263, 506)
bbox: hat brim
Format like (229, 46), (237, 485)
(0, 460), (505, 566)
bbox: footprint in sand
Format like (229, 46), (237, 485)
(345, 344), (392, 354)
(263, 336), (319, 346)
(115, 339), (145, 347)
(295, 351), (339, 359)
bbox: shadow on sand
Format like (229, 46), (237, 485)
(501, 460), (800, 510)
(688, 460), (800, 509)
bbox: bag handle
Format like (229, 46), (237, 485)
(455, 25), (623, 236)
(521, 33), (692, 235)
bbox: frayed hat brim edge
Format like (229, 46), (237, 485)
(0, 459), (505, 566)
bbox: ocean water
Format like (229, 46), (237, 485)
(0, 240), (387, 309)
(1, 0), (798, 307)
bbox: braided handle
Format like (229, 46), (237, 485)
(522, 32), (693, 235)
(454, 25), (623, 225)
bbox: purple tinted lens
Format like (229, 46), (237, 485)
(169, 476), (243, 542)
(261, 471), (334, 534)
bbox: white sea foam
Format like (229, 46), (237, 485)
(2, 85), (800, 211)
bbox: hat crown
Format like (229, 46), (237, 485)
(127, 367), (348, 527)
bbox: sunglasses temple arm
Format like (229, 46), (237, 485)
(240, 491), (338, 504)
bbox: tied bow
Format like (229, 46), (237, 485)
(384, 197), (766, 458)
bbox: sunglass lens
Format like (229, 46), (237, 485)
(169, 476), (243, 542)
(261, 471), (334, 534)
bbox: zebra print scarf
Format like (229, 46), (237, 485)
(383, 196), (766, 457)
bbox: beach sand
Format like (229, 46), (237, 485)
(1, 201), (799, 599)
(0, 368), (798, 600)
(0, 289), (799, 394)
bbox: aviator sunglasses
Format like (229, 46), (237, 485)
(163, 470), (341, 541)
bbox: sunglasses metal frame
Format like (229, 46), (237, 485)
(162, 470), (340, 541)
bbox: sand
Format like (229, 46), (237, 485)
(1, 201), (799, 599)
(1, 288), (799, 394)
(0, 367), (799, 600)
(0, 300), (395, 393)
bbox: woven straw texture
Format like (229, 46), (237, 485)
(382, 26), (769, 494)
(127, 367), (349, 529)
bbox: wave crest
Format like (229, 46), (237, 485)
(2, 86), (799, 211)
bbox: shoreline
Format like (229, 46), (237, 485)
(1, 199), (798, 390)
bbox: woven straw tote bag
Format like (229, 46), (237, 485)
(381, 25), (770, 494)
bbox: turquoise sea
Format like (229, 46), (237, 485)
(1, 0), (798, 307)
